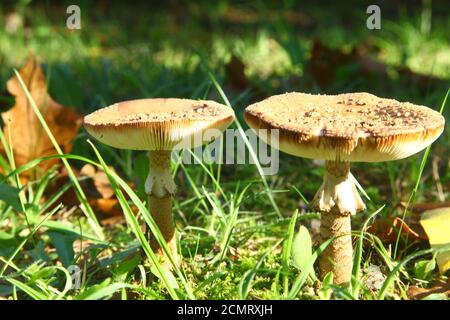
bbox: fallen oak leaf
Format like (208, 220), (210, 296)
(397, 202), (450, 242)
(80, 163), (115, 199)
(92, 198), (119, 213)
(407, 279), (450, 300)
(1, 55), (82, 178)
(87, 197), (125, 226)
(44, 165), (127, 225)
(367, 216), (423, 244)
(80, 164), (141, 225)
(405, 201), (450, 213)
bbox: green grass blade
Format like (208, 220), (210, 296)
(351, 205), (385, 299)
(239, 240), (282, 299)
(378, 244), (450, 300)
(393, 88), (449, 259)
(186, 148), (228, 202)
(13, 69), (104, 240)
(75, 283), (135, 300)
(207, 71), (282, 217)
(87, 140), (194, 299)
(288, 237), (334, 299)
(281, 210), (298, 296)
(0, 204), (62, 277)
(6, 278), (49, 300)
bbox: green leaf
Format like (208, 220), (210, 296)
(318, 272), (334, 300)
(6, 278), (48, 300)
(150, 265), (179, 289)
(75, 279), (111, 300)
(288, 237), (334, 299)
(113, 254), (141, 277)
(74, 278), (133, 300)
(0, 182), (22, 212)
(281, 210), (298, 296)
(0, 232), (20, 257)
(29, 266), (56, 282)
(47, 231), (77, 267)
(414, 258), (436, 280)
(282, 211), (298, 269)
(291, 225), (315, 281)
(422, 293), (448, 300)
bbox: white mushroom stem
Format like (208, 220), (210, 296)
(145, 150), (178, 263)
(145, 150), (177, 197)
(311, 161), (365, 284)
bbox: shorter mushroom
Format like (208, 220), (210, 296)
(84, 98), (235, 264)
(245, 92), (444, 284)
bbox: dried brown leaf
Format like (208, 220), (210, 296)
(407, 280), (450, 300)
(406, 201), (450, 213)
(1, 55), (82, 177)
(80, 164), (115, 199)
(368, 216), (424, 243)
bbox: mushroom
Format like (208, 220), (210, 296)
(244, 92), (445, 284)
(84, 98), (235, 263)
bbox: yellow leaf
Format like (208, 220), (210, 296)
(420, 207), (450, 273)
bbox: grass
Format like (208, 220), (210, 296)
(0, 1), (449, 300)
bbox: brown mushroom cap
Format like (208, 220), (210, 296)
(84, 98), (235, 150)
(244, 92), (445, 162)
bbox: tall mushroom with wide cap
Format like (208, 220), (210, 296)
(244, 92), (445, 284)
(84, 98), (235, 263)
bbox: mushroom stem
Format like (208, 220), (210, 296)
(145, 150), (178, 263)
(312, 160), (365, 284)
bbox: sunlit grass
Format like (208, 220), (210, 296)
(0, 1), (449, 300)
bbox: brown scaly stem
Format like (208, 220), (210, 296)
(311, 161), (365, 284)
(145, 150), (179, 266)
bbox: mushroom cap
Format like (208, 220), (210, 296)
(84, 98), (235, 150)
(244, 92), (445, 162)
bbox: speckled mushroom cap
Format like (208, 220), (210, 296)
(84, 98), (235, 150)
(244, 92), (445, 162)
